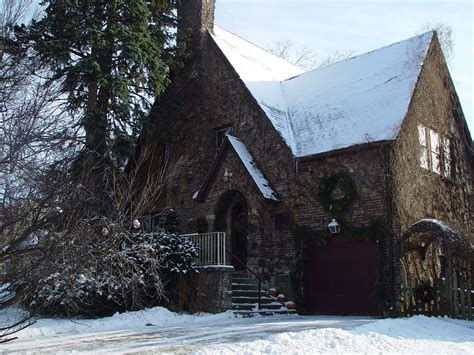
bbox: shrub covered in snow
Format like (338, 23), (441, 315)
(29, 213), (198, 317)
(142, 232), (199, 274)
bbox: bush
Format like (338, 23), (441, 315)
(29, 214), (198, 317)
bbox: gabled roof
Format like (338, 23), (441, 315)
(211, 27), (434, 158)
(210, 26), (304, 81)
(193, 135), (279, 202)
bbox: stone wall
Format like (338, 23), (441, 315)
(389, 37), (474, 312)
(270, 145), (392, 296)
(390, 38), (473, 242)
(199, 266), (233, 313)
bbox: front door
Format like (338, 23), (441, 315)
(230, 201), (248, 270)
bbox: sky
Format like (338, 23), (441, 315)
(215, 0), (473, 134)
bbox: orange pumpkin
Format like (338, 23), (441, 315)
(277, 294), (286, 303)
(269, 288), (277, 297)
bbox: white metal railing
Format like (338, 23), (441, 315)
(182, 232), (226, 266)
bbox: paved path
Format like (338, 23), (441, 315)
(3, 315), (375, 353)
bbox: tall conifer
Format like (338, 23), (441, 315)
(16, 0), (176, 171)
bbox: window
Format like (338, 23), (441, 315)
(418, 125), (429, 169)
(215, 126), (233, 151)
(418, 125), (453, 178)
(274, 212), (293, 231)
(442, 137), (452, 178)
(430, 130), (441, 174)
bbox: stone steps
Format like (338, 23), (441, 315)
(233, 309), (297, 317)
(231, 283), (257, 291)
(231, 271), (295, 316)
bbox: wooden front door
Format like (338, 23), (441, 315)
(230, 201), (248, 270)
(304, 236), (380, 315)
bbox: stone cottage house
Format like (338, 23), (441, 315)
(138, 0), (473, 316)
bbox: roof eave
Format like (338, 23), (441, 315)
(297, 140), (393, 163)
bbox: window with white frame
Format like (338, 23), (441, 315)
(418, 124), (453, 178)
(418, 125), (429, 170)
(442, 137), (452, 178)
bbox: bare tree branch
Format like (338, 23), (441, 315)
(266, 40), (354, 71)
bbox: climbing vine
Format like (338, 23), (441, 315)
(317, 171), (357, 213)
(290, 218), (390, 313)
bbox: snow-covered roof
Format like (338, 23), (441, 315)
(211, 27), (434, 157)
(192, 135), (279, 201)
(210, 26), (303, 81)
(227, 135), (279, 201)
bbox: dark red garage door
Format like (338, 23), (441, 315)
(304, 236), (380, 315)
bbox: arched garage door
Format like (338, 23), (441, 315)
(304, 236), (381, 315)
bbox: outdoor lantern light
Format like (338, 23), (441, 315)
(223, 168), (233, 182)
(328, 218), (340, 234)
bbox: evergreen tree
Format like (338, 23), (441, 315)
(13, 0), (177, 171)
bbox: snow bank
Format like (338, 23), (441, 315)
(196, 316), (474, 354)
(7, 306), (234, 340)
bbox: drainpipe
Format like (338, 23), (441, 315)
(385, 145), (397, 315)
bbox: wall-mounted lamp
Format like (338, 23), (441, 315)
(328, 218), (340, 234)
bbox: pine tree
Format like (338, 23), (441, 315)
(14, 0), (177, 171)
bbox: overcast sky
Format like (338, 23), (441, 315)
(215, 0), (473, 134)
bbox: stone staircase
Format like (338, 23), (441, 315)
(231, 271), (296, 316)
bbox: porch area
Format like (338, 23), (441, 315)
(181, 232), (292, 315)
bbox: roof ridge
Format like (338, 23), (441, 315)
(284, 31), (434, 82)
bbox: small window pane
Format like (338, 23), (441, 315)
(444, 161), (452, 178)
(443, 138), (452, 178)
(274, 212), (293, 231)
(430, 129), (440, 154)
(420, 147), (429, 169)
(418, 125), (426, 146)
(431, 151), (441, 174)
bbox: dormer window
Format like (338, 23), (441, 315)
(418, 125), (454, 178)
(216, 126), (233, 151)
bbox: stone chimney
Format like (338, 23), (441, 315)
(177, 0), (216, 48)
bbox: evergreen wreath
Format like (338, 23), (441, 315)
(317, 171), (357, 213)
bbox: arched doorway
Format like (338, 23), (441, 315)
(214, 190), (248, 270)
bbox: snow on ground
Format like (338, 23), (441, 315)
(1, 307), (473, 354)
(199, 316), (474, 354)
(1, 306), (233, 340)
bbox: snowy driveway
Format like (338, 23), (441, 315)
(2, 307), (473, 354)
(2, 315), (373, 353)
